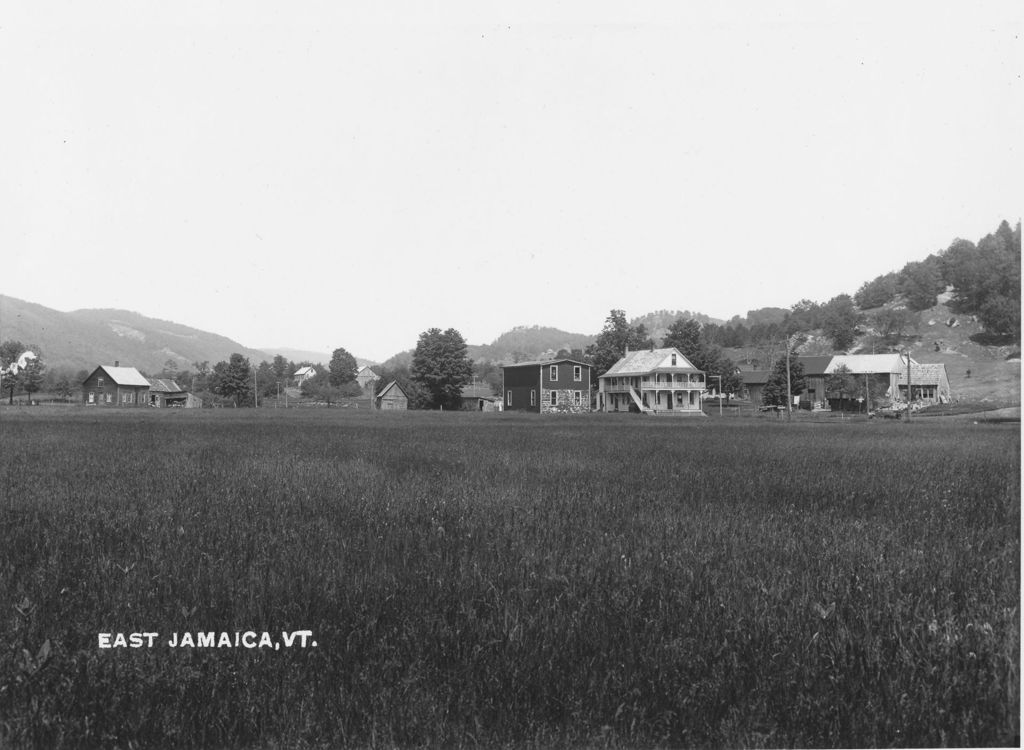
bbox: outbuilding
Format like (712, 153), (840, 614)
(375, 380), (409, 410)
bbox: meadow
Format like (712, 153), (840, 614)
(0, 408), (1018, 748)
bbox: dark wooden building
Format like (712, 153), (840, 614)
(82, 363), (150, 407)
(375, 380), (409, 410)
(501, 359), (592, 414)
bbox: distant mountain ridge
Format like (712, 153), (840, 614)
(0, 295), (270, 374)
(468, 325), (596, 362)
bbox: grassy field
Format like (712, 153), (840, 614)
(0, 409), (1018, 748)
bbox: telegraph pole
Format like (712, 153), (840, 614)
(904, 350), (912, 422)
(785, 340), (793, 422)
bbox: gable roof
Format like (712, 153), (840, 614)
(896, 362), (948, 386)
(600, 348), (700, 378)
(740, 370), (771, 386)
(357, 366), (378, 377)
(795, 356), (834, 376)
(87, 365), (150, 387)
(146, 377), (184, 393)
(294, 366), (316, 376)
(376, 380), (407, 399)
(826, 354), (914, 375)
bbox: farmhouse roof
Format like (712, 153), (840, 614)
(826, 354), (915, 375)
(294, 366), (316, 376)
(503, 358), (590, 369)
(600, 348), (700, 378)
(146, 377), (184, 393)
(89, 365), (150, 387)
(357, 366), (378, 377)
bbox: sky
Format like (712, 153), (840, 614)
(2, 3), (1021, 363)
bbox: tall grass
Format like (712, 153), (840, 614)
(0, 409), (1018, 747)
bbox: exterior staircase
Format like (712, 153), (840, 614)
(628, 387), (653, 414)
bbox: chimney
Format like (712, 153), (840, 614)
(114, 360), (119, 367)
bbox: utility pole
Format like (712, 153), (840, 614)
(253, 368), (258, 408)
(904, 349), (912, 422)
(785, 340), (793, 422)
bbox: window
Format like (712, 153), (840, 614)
(550, 391), (558, 406)
(530, 390), (536, 406)
(105, 394), (112, 403)
(573, 391), (582, 406)
(671, 354), (677, 366)
(549, 365), (558, 381)
(506, 390), (512, 406)
(88, 392), (95, 404)
(573, 365), (582, 381)
(97, 377), (104, 387)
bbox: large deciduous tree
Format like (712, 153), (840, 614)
(822, 294), (861, 351)
(585, 310), (654, 380)
(212, 353), (253, 406)
(411, 328), (474, 410)
(328, 347), (358, 387)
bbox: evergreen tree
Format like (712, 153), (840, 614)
(761, 352), (806, 408)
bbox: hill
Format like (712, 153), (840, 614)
(468, 325), (595, 363)
(0, 295), (270, 375)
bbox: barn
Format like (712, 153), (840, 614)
(375, 380), (409, 410)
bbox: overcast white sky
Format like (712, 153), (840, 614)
(2, 2), (1021, 362)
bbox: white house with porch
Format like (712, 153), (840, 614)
(597, 347), (706, 415)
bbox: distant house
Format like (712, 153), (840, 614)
(460, 383), (502, 412)
(375, 380), (409, 410)
(896, 362), (951, 404)
(501, 359), (592, 413)
(597, 348), (704, 415)
(356, 366), (379, 392)
(293, 366), (317, 386)
(740, 370), (771, 405)
(146, 377), (202, 408)
(82, 363), (150, 407)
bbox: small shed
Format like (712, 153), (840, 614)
(375, 380), (409, 410)
(460, 383), (501, 412)
(896, 362), (951, 404)
(146, 377), (201, 408)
